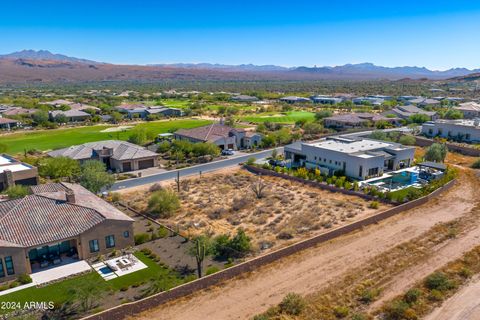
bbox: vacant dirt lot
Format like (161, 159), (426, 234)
(121, 168), (390, 252)
(132, 168), (478, 320)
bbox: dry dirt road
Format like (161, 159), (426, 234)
(133, 172), (478, 320)
(424, 275), (480, 320)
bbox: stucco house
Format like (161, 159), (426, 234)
(455, 102), (480, 119)
(0, 154), (39, 191)
(174, 123), (262, 150)
(422, 119), (480, 143)
(324, 113), (400, 129)
(284, 136), (415, 180)
(0, 183), (134, 283)
(49, 110), (91, 122)
(0, 117), (21, 130)
(48, 140), (159, 172)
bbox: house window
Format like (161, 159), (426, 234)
(359, 166), (363, 177)
(428, 129), (433, 135)
(89, 239), (99, 253)
(4, 256), (14, 275)
(368, 168), (379, 176)
(466, 134), (471, 140)
(0, 260), (4, 278)
(123, 231), (130, 238)
(105, 235), (115, 248)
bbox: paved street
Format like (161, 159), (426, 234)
(109, 147), (282, 191)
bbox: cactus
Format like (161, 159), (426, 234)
(195, 239), (206, 278)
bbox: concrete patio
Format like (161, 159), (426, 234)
(0, 260), (91, 296)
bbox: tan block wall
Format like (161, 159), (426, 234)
(78, 220), (134, 259)
(0, 247), (29, 283)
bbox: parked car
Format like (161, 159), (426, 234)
(222, 149), (235, 156)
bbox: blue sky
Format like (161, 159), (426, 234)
(1, 0), (480, 69)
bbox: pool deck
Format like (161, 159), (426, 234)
(92, 255), (148, 281)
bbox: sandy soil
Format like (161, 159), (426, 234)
(132, 170), (477, 320)
(424, 275), (480, 320)
(121, 169), (389, 252)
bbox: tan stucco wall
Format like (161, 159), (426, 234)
(0, 247), (29, 283)
(78, 220), (134, 259)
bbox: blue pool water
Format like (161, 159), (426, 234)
(99, 266), (114, 275)
(370, 171), (418, 189)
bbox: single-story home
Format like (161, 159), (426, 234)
(455, 102), (480, 119)
(174, 123), (262, 150)
(387, 105), (438, 121)
(284, 136), (415, 180)
(0, 182), (134, 283)
(311, 95), (343, 104)
(231, 95), (259, 102)
(324, 113), (401, 129)
(0, 154), (39, 191)
(49, 110), (91, 122)
(279, 96), (311, 104)
(0, 107), (36, 117)
(422, 119), (480, 143)
(0, 117), (21, 130)
(48, 140), (159, 172)
(115, 104), (183, 119)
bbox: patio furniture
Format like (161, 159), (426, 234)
(53, 256), (62, 265)
(106, 261), (119, 271)
(116, 258), (133, 269)
(40, 259), (49, 268)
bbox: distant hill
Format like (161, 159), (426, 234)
(0, 50), (102, 65)
(0, 49), (479, 84)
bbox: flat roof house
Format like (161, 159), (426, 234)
(0, 154), (39, 191)
(311, 95), (343, 104)
(284, 136), (415, 180)
(324, 113), (400, 129)
(48, 140), (159, 172)
(279, 96), (311, 104)
(231, 95), (259, 102)
(352, 97), (384, 106)
(455, 102), (480, 119)
(388, 105), (438, 120)
(422, 119), (480, 143)
(174, 123), (262, 150)
(115, 104), (183, 119)
(0, 183), (134, 282)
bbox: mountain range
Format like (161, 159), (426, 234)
(0, 50), (478, 83)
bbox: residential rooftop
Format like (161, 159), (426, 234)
(305, 136), (406, 153)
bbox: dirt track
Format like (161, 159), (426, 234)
(133, 171), (478, 320)
(424, 275), (480, 320)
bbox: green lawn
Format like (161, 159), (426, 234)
(159, 99), (192, 109)
(0, 119), (212, 154)
(0, 252), (184, 315)
(238, 111), (316, 124)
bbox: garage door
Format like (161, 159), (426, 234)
(122, 162), (132, 172)
(138, 159), (154, 170)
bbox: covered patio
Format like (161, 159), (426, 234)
(28, 239), (79, 272)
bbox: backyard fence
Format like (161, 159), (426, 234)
(83, 179), (456, 320)
(244, 165), (396, 204)
(414, 136), (480, 157)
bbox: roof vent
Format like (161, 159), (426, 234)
(65, 189), (76, 204)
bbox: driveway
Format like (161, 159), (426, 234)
(109, 148), (282, 191)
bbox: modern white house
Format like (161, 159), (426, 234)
(284, 136), (415, 180)
(421, 119), (480, 143)
(310, 95), (343, 104)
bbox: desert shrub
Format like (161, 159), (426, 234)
(369, 201), (379, 209)
(383, 299), (411, 320)
(471, 159), (480, 169)
(333, 305), (350, 318)
(359, 287), (380, 304)
(428, 289), (443, 301)
(17, 274), (32, 285)
(38, 156), (80, 179)
(404, 288), (422, 304)
(134, 233), (151, 245)
(157, 226), (169, 238)
(205, 266), (220, 275)
(110, 192), (121, 203)
(353, 181), (359, 191)
(278, 293), (305, 316)
(232, 196), (250, 211)
(140, 248), (152, 255)
(424, 272), (454, 291)
(351, 313), (368, 320)
(459, 267), (473, 278)
(246, 157), (256, 165)
(424, 143), (448, 163)
(149, 183), (164, 192)
(399, 135), (416, 146)
(147, 189), (180, 218)
(294, 167), (309, 179)
(3, 185), (30, 199)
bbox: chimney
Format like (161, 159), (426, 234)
(65, 189), (76, 204)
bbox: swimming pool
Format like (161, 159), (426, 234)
(368, 170), (418, 190)
(99, 266), (114, 275)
